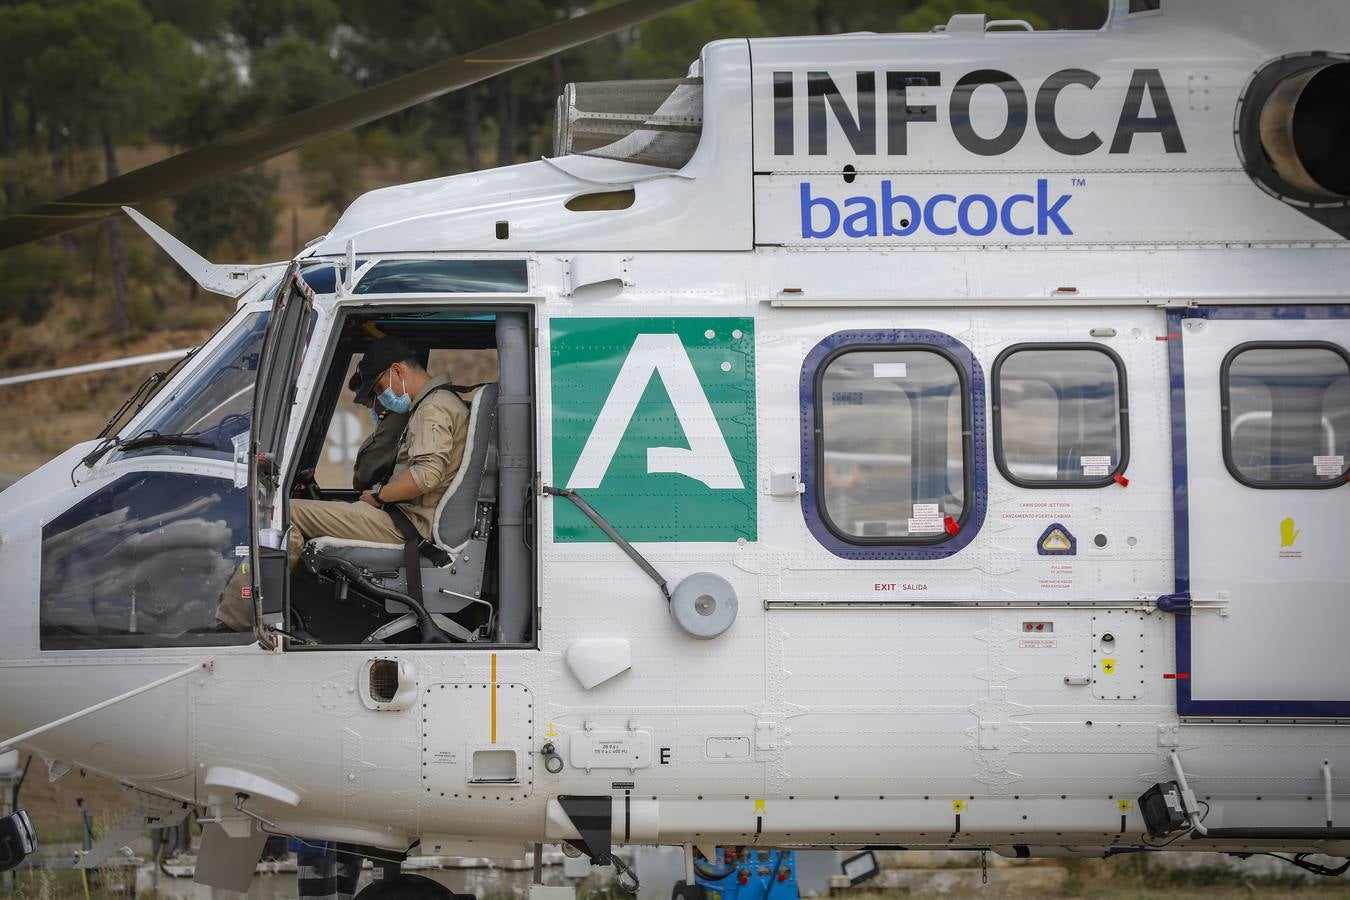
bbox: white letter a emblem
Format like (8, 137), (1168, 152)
(566, 333), (744, 490)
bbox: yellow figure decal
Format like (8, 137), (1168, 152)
(1280, 517), (1300, 548)
(546, 722), (558, 738)
(952, 799), (966, 813)
(1118, 799), (1132, 812)
(1101, 658), (1117, 675)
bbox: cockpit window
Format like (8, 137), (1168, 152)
(116, 312), (269, 462)
(40, 471), (255, 649)
(353, 260), (528, 294)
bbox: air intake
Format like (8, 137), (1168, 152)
(359, 657), (416, 710)
(553, 78), (703, 169)
(368, 659), (399, 703)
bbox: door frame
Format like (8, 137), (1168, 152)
(1166, 303), (1350, 718)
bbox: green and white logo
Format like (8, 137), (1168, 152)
(551, 317), (756, 542)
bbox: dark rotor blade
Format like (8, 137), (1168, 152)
(0, 0), (693, 252)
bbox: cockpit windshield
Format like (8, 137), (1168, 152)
(116, 312), (269, 462)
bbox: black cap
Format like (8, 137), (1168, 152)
(351, 336), (416, 405)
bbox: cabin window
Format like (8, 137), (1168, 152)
(815, 347), (969, 543)
(1222, 342), (1350, 488)
(992, 344), (1128, 487)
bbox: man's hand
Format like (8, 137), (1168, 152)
(359, 489), (382, 508)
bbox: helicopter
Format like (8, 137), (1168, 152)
(2, 0), (1350, 896)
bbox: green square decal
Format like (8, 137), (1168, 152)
(550, 317), (756, 542)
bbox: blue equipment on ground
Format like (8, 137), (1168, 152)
(692, 847), (799, 900)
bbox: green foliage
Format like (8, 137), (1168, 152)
(249, 33), (354, 117)
(624, 0), (772, 78)
(0, 241), (73, 325)
(300, 132), (362, 217)
(172, 168), (281, 260)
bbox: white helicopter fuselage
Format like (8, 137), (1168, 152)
(2, 0), (1349, 879)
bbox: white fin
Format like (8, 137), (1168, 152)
(122, 206), (262, 298)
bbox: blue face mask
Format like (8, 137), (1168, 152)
(378, 368), (412, 414)
(368, 406), (382, 426)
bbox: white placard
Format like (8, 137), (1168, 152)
(912, 503), (940, 518)
(908, 517), (944, 534)
(1083, 465), (1110, 477)
(1314, 455), (1344, 476)
(232, 431), (251, 489)
(873, 362), (907, 378)
(1080, 455), (1111, 467)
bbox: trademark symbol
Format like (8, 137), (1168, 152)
(1071, 177), (1087, 187)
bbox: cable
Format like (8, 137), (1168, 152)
(1256, 852), (1350, 878)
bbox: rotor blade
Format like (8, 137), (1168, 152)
(0, 0), (694, 252)
(0, 348), (193, 387)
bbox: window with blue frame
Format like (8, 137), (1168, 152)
(1222, 342), (1350, 488)
(815, 347), (969, 543)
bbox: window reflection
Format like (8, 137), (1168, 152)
(353, 260), (528, 294)
(819, 349), (966, 540)
(117, 312), (269, 462)
(41, 472), (253, 649)
(1225, 344), (1350, 486)
(995, 347), (1125, 485)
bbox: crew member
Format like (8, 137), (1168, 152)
(287, 336), (468, 568)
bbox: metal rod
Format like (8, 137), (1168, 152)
(0, 348), (193, 387)
(1169, 750), (1207, 836)
(0, 662), (210, 754)
(684, 843), (696, 885)
(533, 842), (544, 885)
(1325, 759), (1334, 828)
(543, 486), (671, 601)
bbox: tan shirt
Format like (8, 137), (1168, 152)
(391, 375), (469, 539)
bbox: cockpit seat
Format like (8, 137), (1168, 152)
(302, 383), (499, 641)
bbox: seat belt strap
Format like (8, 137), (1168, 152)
(382, 503), (426, 604)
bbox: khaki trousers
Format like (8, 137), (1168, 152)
(287, 498), (420, 568)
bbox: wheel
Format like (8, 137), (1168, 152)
(353, 873), (465, 900)
(672, 880), (707, 900)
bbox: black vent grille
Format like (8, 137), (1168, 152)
(369, 660), (399, 703)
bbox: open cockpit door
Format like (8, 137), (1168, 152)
(248, 265), (316, 644)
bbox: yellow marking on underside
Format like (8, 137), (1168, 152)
(753, 799), (766, 815)
(491, 653), (498, 744)
(952, 799), (966, 813)
(1118, 799), (1132, 812)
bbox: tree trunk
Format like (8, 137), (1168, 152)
(50, 124), (67, 187)
(53, 123), (80, 254)
(102, 129), (130, 334)
(464, 87), (481, 171)
(1, 94), (14, 158)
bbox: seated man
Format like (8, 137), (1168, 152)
(286, 337), (469, 570)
